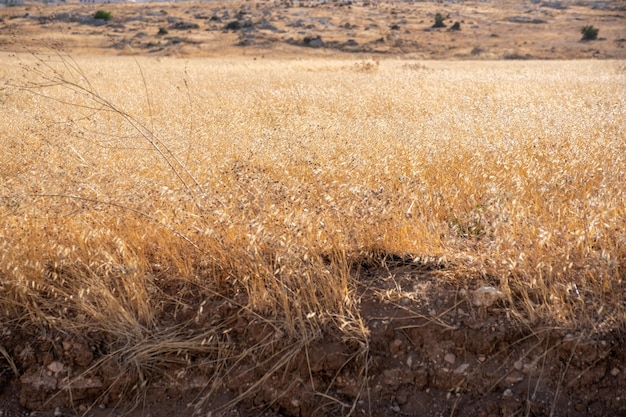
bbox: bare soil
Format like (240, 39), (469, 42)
(2, 259), (625, 417)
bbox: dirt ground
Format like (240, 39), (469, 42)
(2, 259), (625, 417)
(0, 0), (625, 59)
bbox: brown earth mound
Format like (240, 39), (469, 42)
(2, 260), (625, 417)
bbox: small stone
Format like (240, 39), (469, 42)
(291, 399), (301, 407)
(454, 363), (470, 374)
(563, 333), (577, 342)
(457, 308), (465, 316)
(99, 404), (106, 410)
(505, 372), (524, 384)
(78, 405), (87, 412)
(54, 408), (63, 417)
(62, 341), (72, 351)
(522, 362), (536, 374)
(472, 286), (504, 307)
(390, 339), (403, 354)
(47, 361), (64, 374)
(514, 360), (523, 370)
(503, 389), (513, 398)
(611, 367), (621, 376)
(382, 369), (400, 386)
(478, 355), (486, 363)
(396, 390), (408, 405)
(444, 353), (456, 364)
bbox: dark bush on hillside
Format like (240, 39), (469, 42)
(225, 20), (241, 31)
(94, 10), (112, 21)
(581, 25), (599, 41)
(433, 13), (446, 28)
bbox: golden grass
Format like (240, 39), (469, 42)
(1, 51), (625, 408)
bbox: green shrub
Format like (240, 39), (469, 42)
(581, 25), (599, 41)
(433, 13), (446, 28)
(94, 10), (112, 21)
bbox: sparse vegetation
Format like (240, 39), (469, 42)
(1, 53), (624, 414)
(224, 20), (241, 31)
(433, 12), (446, 28)
(581, 25), (599, 40)
(0, 1), (622, 59)
(93, 9), (112, 21)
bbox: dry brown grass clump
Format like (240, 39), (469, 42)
(0, 51), (625, 410)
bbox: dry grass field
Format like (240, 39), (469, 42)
(0, 1), (626, 416)
(1, 51), (625, 416)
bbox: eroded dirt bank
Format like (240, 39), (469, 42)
(2, 263), (625, 417)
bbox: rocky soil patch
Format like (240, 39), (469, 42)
(2, 0), (625, 58)
(2, 261), (625, 417)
